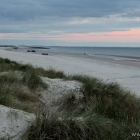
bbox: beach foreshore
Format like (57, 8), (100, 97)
(0, 47), (140, 96)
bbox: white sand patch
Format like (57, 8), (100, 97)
(0, 105), (35, 140)
(36, 77), (83, 113)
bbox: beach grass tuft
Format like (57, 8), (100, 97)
(22, 72), (48, 90)
(24, 112), (140, 140)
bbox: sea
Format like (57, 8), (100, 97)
(32, 46), (140, 64)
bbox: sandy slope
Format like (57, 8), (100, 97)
(37, 77), (83, 113)
(0, 48), (140, 96)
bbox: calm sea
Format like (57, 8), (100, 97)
(41, 46), (140, 64)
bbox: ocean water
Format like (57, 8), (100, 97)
(42, 46), (140, 64)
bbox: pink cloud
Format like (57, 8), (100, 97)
(59, 29), (140, 42)
(0, 28), (140, 42)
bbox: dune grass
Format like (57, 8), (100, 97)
(24, 114), (114, 140)
(24, 112), (140, 140)
(63, 74), (140, 124)
(0, 57), (140, 139)
(0, 73), (44, 113)
(22, 72), (48, 90)
(0, 58), (47, 113)
(0, 57), (66, 79)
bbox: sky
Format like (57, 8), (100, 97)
(0, 0), (140, 47)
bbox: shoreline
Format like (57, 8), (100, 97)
(2, 46), (140, 68)
(54, 52), (140, 69)
(0, 47), (140, 96)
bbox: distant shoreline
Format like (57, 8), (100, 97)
(1, 45), (140, 68)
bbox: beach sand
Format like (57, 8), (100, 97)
(0, 47), (140, 96)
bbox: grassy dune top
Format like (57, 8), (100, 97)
(0, 57), (140, 140)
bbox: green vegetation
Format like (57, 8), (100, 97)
(0, 58), (47, 113)
(22, 72), (48, 90)
(67, 75), (140, 123)
(0, 57), (140, 140)
(24, 113), (140, 140)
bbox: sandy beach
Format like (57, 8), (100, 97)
(0, 47), (140, 96)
